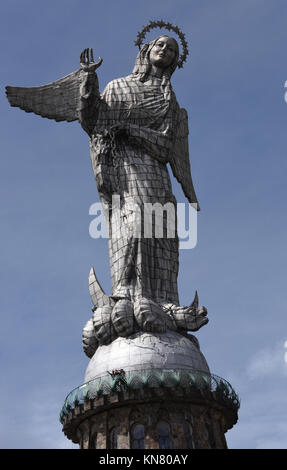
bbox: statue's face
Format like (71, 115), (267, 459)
(149, 36), (177, 69)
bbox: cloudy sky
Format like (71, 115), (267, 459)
(1, 0), (287, 449)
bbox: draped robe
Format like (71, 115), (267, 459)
(5, 37), (201, 324)
(82, 74), (182, 305)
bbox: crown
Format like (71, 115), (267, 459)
(134, 20), (189, 68)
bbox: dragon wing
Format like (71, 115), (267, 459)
(170, 107), (200, 210)
(6, 69), (82, 122)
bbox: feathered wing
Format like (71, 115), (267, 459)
(170, 107), (200, 210)
(5, 69), (83, 122)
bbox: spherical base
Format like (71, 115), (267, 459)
(85, 330), (210, 383)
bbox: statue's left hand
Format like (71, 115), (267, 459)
(80, 48), (103, 73)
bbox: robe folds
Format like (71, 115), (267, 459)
(5, 39), (199, 308)
(80, 73), (193, 305)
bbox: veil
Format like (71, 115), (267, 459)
(132, 36), (199, 208)
(132, 36), (179, 100)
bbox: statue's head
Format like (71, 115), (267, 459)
(149, 36), (179, 70)
(133, 35), (179, 81)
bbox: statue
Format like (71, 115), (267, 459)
(6, 22), (208, 358)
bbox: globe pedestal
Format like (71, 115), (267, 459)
(60, 331), (239, 449)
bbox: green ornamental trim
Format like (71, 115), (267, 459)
(59, 369), (240, 423)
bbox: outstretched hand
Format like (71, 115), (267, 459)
(80, 48), (103, 73)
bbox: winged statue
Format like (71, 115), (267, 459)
(6, 36), (208, 356)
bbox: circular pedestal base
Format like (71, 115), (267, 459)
(85, 330), (210, 382)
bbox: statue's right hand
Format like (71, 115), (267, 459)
(80, 48), (103, 73)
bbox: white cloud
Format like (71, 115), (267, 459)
(246, 340), (287, 379)
(224, 339), (287, 449)
(0, 385), (78, 449)
(228, 408), (287, 449)
(28, 398), (78, 449)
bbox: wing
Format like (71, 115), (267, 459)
(6, 69), (82, 122)
(170, 107), (200, 210)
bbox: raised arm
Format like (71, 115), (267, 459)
(6, 47), (103, 132)
(78, 48), (103, 136)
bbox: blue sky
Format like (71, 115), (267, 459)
(0, 0), (287, 448)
